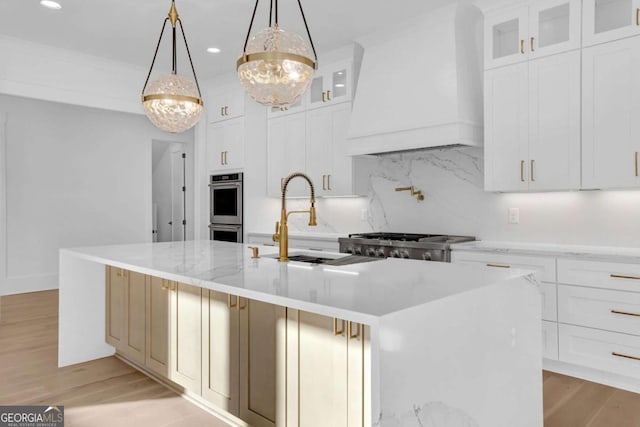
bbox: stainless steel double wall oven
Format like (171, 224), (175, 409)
(209, 173), (243, 243)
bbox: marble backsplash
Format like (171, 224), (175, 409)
(271, 146), (640, 247)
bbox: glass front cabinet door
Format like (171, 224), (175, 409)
(308, 61), (352, 109)
(584, 0), (640, 46)
(485, 0), (581, 69)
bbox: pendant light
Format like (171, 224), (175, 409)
(237, 0), (318, 107)
(142, 1), (203, 133)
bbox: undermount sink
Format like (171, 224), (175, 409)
(263, 252), (381, 266)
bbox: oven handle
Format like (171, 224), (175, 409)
(209, 182), (242, 188)
(209, 224), (242, 231)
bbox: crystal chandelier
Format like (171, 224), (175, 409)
(142, 1), (203, 133)
(237, 0), (318, 107)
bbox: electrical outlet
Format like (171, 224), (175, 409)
(508, 208), (520, 224)
(360, 208), (368, 221)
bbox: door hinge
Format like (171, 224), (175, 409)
(181, 153), (186, 159)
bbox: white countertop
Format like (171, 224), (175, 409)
(451, 240), (640, 262)
(62, 240), (532, 324)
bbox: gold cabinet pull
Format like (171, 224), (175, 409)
(487, 263), (511, 269)
(169, 282), (177, 292)
(326, 90), (331, 101)
(348, 322), (360, 339)
(611, 274), (640, 280)
(333, 318), (345, 336)
(613, 351), (640, 362)
(239, 297), (247, 310)
(635, 152), (638, 177)
(530, 37), (535, 52)
(520, 39), (525, 54)
(327, 174), (332, 190)
(220, 106), (224, 117)
(637, 8), (640, 26)
(161, 279), (169, 291)
(322, 175), (327, 191)
(322, 91), (326, 103)
(227, 294), (238, 308)
(611, 309), (640, 317)
(520, 160), (525, 182)
(220, 151), (224, 166)
(224, 106), (229, 116)
(530, 159), (535, 182)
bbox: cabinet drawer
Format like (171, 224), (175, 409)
(558, 285), (640, 336)
(542, 321), (559, 360)
(452, 251), (556, 282)
(558, 259), (640, 292)
(559, 324), (640, 380)
(541, 283), (558, 322)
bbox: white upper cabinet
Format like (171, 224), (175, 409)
(308, 60), (352, 109)
(485, 0), (581, 69)
(267, 112), (307, 198)
(267, 96), (306, 119)
(208, 83), (245, 123)
(207, 117), (245, 173)
(583, 0), (640, 46)
(582, 36), (640, 189)
(485, 51), (581, 192)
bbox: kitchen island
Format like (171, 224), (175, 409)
(59, 240), (542, 427)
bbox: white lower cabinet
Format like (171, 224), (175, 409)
(542, 320), (559, 360)
(559, 323), (640, 379)
(286, 309), (368, 427)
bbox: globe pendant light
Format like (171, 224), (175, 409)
(237, 0), (318, 107)
(142, 1), (203, 133)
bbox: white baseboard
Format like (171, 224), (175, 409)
(544, 358), (640, 394)
(1, 273), (58, 296)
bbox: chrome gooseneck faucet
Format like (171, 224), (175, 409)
(272, 172), (317, 262)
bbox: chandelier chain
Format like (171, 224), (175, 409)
(141, 18), (169, 97)
(243, 0), (260, 53)
(178, 18), (202, 99)
(297, 0), (317, 61)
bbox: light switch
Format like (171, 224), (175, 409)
(508, 208), (520, 224)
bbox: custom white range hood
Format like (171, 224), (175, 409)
(347, 3), (484, 155)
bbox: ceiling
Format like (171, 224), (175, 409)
(0, 0), (455, 80)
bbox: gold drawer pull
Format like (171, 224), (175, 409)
(161, 279), (169, 291)
(635, 152), (638, 177)
(322, 91), (326, 103)
(530, 37), (535, 52)
(612, 352), (640, 362)
(348, 322), (360, 339)
(228, 294), (238, 308)
(520, 160), (525, 182)
(487, 263), (511, 269)
(239, 297), (247, 310)
(520, 39), (525, 54)
(611, 310), (640, 317)
(333, 318), (345, 336)
(530, 159), (535, 182)
(637, 8), (640, 26)
(611, 274), (640, 280)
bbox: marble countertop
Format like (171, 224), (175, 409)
(451, 241), (640, 262)
(62, 240), (532, 324)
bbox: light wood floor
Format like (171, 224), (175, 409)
(0, 290), (229, 427)
(2, 291), (640, 427)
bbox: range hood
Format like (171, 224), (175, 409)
(347, 4), (483, 156)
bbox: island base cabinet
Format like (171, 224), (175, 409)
(201, 290), (240, 416)
(170, 282), (202, 392)
(105, 267), (146, 365)
(286, 309), (369, 427)
(239, 298), (286, 427)
(145, 276), (170, 377)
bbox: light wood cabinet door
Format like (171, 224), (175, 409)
(582, 36), (640, 189)
(202, 290), (240, 415)
(146, 276), (170, 377)
(106, 266), (126, 348)
(528, 50), (581, 191)
(105, 267), (146, 365)
(170, 282), (202, 392)
(286, 310), (367, 427)
(239, 298), (286, 427)
(484, 62), (529, 192)
(120, 270), (146, 364)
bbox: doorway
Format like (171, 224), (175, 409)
(152, 141), (187, 242)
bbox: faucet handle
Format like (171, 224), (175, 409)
(272, 221), (280, 242)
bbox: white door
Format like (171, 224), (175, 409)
(170, 150), (185, 241)
(583, 0), (640, 46)
(484, 62), (530, 192)
(529, 0), (581, 59)
(582, 37), (640, 189)
(267, 112), (307, 197)
(528, 51), (581, 191)
(485, 6), (530, 69)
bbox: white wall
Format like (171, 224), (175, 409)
(0, 94), (193, 295)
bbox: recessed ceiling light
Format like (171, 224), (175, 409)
(40, 0), (62, 10)
(335, 84), (345, 88)
(207, 47), (221, 54)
